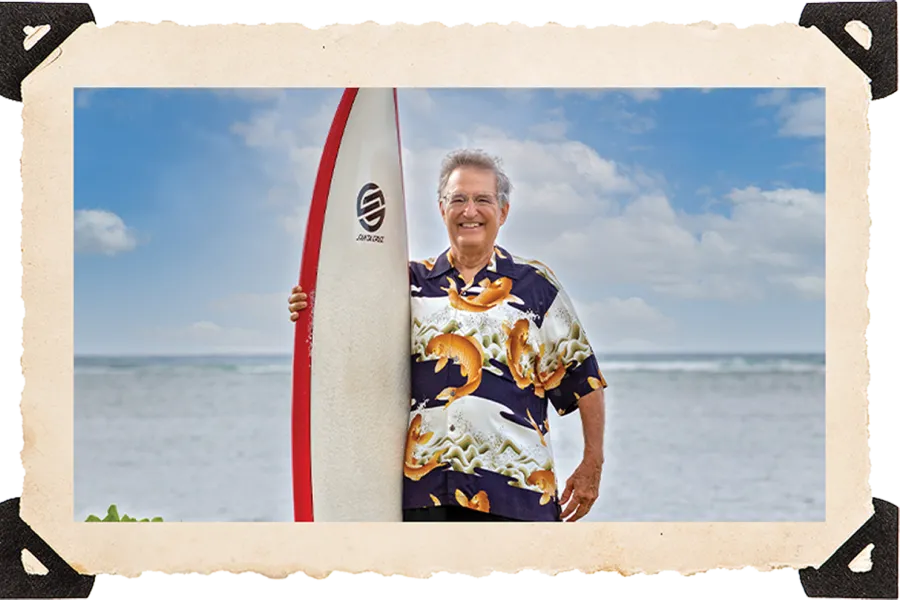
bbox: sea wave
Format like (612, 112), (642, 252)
(75, 360), (293, 376)
(600, 357), (824, 374)
(75, 355), (824, 376)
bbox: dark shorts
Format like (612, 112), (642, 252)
(402, 506), (522, 522)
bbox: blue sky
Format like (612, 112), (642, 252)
(74, 87), (825, 355)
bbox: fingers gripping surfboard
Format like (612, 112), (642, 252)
(291, 88), (411, 522)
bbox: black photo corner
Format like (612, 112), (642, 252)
(0, 2), (94, 102)
(0, 498), (94, 598)
(0, 0), (898, 598)
(800, 499), (899, 599)
(800, 1), (898, 99)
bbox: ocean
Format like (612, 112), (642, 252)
(73, 353), (825, 522)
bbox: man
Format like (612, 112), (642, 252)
(288, 149), (607, 522)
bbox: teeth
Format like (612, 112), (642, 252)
(460, 224), (482, 228)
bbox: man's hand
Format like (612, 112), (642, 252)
(288, 285), (308, 322)
(559, 455), (602, 522)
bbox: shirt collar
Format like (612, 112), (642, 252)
(426, 245), (522, 280)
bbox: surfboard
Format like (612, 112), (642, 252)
(291, 88), (411, 522)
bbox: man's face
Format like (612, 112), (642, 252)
(440, 167), (510, 254)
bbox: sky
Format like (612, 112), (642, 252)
(73, 86), (825, 355)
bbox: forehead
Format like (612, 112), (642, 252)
(446, 166), (497, 191)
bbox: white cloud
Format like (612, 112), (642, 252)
(501, 89), (537, 104)
(228, 91), (342, 237)
(75, 89), (97, 109)
(123, 290), (299, 355)
(74, 209), (139, 256)
(191, 322), (261, 344)
(756, 89), (791, 107)
(213, 88), (287, 103)
(768, 274), (825, 299)
(756, 89), (825, 138)
(779, 93), (826, 137)
(551, 89), (658, 133)
(187, 321), (223, 335)
(528, 120), (568, 141)
(401, 88), (438, 114)
(616, 111), (656, 134)
(624, 88), (662, 102)
(574, 296), (676, 351)
(555, 88), (662, 102)
(521, 184), (823, 303)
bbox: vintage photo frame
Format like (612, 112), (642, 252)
(12, 19), (876, 579)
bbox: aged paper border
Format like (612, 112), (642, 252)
(19, 21), (871, 577)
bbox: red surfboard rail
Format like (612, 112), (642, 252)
(291, 88), (360, 522)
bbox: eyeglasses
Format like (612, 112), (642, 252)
(443, 193), (498, 208)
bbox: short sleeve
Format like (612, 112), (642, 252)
(537, 285), (608, 417)
(408, 260), (425, 292)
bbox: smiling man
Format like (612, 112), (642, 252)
(289, 149), (608, 522)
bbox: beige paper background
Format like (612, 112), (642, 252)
(19, 21), (872, 577)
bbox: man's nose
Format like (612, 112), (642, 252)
(462, 200), (478, 217)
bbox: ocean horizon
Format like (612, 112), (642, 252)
(74, 351), (826, 377)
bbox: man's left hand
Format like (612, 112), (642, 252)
(559, 456), (602, 522)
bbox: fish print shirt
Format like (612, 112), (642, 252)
(403, 245), (608, 522)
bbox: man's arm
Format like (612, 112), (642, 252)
(578, 387), (606, 465)
(534, 278), (608, 521)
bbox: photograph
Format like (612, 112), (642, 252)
(72, 85), (827, 524)
(18, 19), (872, 577)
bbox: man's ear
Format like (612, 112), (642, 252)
(499, 202), (510, 225)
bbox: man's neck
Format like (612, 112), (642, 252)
(450, 245), (494, 283)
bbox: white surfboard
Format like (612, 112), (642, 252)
(291, 88), (411, 522)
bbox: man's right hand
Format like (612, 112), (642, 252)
(288, 285), (309, 322)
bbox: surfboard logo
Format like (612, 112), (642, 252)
(357, 182), (386, 234)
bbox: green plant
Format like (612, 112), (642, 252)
(85, 504), (163, 522)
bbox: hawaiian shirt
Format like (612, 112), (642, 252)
(403, 245), (608, 521)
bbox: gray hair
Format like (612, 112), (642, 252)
(437, 149), (512, 208)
